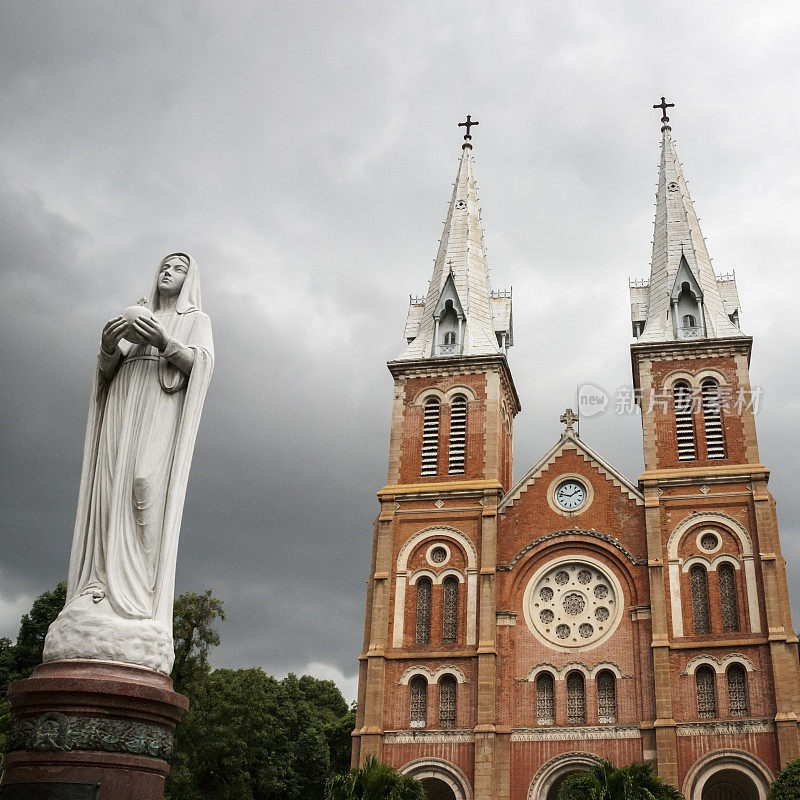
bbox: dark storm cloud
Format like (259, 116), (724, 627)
(3, 1), (800, 700)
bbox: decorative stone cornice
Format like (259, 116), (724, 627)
(378, 479), (502, 498)
(675, 719), (774, 737)
(511, 724), (641, 742)
(387, 353), (520, 413)
(383, 729), (475, 744)
(8, 712), (173, 760)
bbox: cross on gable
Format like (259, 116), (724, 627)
(560, 408), (579, 432)
(458, 115), (479, 140)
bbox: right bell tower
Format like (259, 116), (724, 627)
(630, 98), (800, 788)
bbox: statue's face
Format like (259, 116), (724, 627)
(158, 256), (189, 298)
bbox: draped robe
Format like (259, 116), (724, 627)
(43, 255), (213, 673)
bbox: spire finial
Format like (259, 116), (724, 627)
(458, 115), (479, 150)
(653, 96), (675, 132)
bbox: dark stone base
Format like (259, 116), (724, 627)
(1, 661), (188, 800)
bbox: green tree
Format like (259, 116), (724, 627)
(166, 668), (336, 800)
(171, 589), (226, 698)
(325, 755), (424, 800)
(557, 760), (683, 800)
(768, 758), (800, 800)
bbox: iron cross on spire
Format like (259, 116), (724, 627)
(653, 96), (675, 121)
(458, 115), (479, 141)
(560, 408), (579, 433)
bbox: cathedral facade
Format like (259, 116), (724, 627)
(351, 110), (800, 800)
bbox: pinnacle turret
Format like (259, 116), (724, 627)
(631, 101), (744, 342)
(397, 120), (512, 360)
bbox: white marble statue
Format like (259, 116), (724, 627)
(43, 253), (214, 674)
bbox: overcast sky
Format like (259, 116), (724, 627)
(2, 2), (800, 703)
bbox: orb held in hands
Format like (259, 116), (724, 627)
(42, 253), (214, 675)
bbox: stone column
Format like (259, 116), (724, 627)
(1, 661), (187, 800)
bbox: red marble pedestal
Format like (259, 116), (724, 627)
(0, 660), (189, 800)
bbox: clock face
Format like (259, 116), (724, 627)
(555, 480), (586, 511)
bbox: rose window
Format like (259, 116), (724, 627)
(700, 533), (719, 552)
(430, 546), (448, 564)
(526, 560), (622, 650)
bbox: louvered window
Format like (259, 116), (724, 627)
(696, 666), (717, 719)
(674, 382), (696, 461)
(727, 664), (749, 718)
(597, 671), (617, 724)
(409, 676), (427, 728)
(439, 675), (457, 728)
(702, 380), (726, 459)
(415, 578), (431, 645)
(536, 673), (555, 726)
(448, 395), (467, 475)
(718, 563), (740, 633)
(690, 564), (711, 635)
(566, 672), (586, 725)
(442, 576), (459, 644)
(421, 398), (440, 476)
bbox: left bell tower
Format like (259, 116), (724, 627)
(352, 120), (519, 798)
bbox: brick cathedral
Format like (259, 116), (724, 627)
(351, 106), (800, 800)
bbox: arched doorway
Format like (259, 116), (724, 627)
(421, 776), (457, 800)
(528, 752), (603, 800)
(401, 758), (472, 800)
(683, 750), (772, 800)
(701, 769), (759, 800)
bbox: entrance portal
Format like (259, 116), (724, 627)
(421, 777), (458, 800)
(545, 771), (581, 800)
(701, 769), (759, 800)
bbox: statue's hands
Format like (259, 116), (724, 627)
(131, 314), (169, 352)
(101, 316), (127, 354)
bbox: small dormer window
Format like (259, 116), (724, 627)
(443, 332), (456, 345)
(683, 314), (696, 328)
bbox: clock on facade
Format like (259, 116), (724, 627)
(554, 479), (586, 511)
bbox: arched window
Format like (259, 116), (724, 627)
(566, 672), (586, 725)
(448, 395), (467, 475)
(421, 398), (440, 476)
(696, 666), (717, 719)
(443, 331), (456, 345)
(674, 382), (696, 461)
(701, 379), (726, 459)
(536, 672), (555, 726)
(690, 564), (711, 635)
(438, 675), (457, 728)
(409, 676), (427, 728)
(718, 562), (740, 633)
(596, 671), (617, 724)
(415, 578), (431, 645)
(683, 314), (697, 328)
(442, 576), (459, 644)
(727, 664), (749, 718)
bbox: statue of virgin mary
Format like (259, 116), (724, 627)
(43, 253), (214, 674)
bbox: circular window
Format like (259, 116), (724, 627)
(425, 542), (451, 567)
(698, 531), (721, 553)
(524, 558), (623, 651)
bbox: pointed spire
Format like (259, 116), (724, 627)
(398, 119), (512, 360)
(632, 99), (744, 342)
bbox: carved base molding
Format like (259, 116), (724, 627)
(7, 713), (173, 760)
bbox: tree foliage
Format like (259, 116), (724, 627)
(557, 760), (683, 800)
(166, 669), (352, 800)
(325, 755), (424, 800)
(768, 758), (800, 800)
(171, 589), (226, 698)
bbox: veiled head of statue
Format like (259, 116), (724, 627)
(150, 252), (202, 314)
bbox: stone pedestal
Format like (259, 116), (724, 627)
(0, 660), (188, 800)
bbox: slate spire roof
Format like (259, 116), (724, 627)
(630, 107), (744, 343)
(397, 132), (512, 360)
